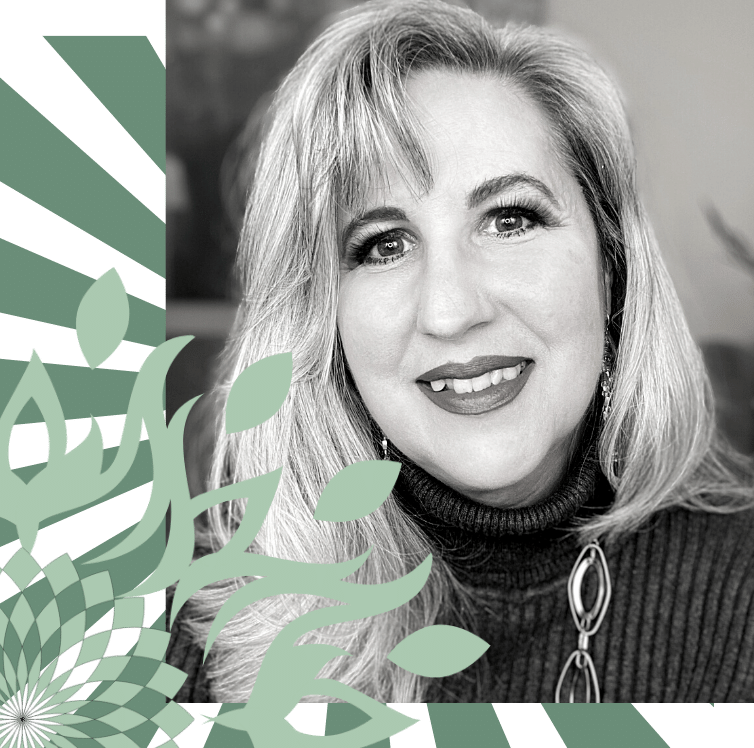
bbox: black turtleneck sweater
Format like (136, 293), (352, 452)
(169, 443), (754, 703)
(392, 442), (754, 702)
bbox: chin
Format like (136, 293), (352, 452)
(450, 466), (544, 506)
(400, 418), (579, 507)
(419, 440), (553, 505)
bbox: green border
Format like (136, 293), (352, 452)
(0, 0), (754, 748)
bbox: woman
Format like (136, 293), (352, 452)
(170, 0), (754, 703)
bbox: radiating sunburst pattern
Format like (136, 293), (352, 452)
(0, 13), (172, 745)
(0, 683), (62, 748)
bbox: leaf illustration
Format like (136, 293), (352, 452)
(387, 624), (490, 677)
(214, 666), (415, 748)
(0, 352), (68, 550)
(201, 549), (373, 656)
(313, 460), (401, 522)
(225, 352), (292, 433)
(76, 268), (130, 369)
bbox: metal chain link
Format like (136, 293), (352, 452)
(555, 541), (612, 703)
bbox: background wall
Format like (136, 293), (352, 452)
(549, 0), (754, 346)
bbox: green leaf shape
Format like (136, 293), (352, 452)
(0, 336), (192, 553)
(0, 352), (76, 549)
(387, 624), (490, 677)
(217, 675), (415, 748)
(225, 352), (292, 433)
(314, 460), (400, 522)
(81, 336), (193, 573)
(76, 269), (130, 369)
(201, 549), (373, 659)
(191, 555), (433, 747)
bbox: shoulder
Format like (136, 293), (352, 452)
(614, 504), (754, 593)
(645, 503), (754, 562)
(608, 505), (754, 700)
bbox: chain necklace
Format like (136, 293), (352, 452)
(555, 540), (612, 703)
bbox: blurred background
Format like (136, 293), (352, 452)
(166, 0), (754, 457)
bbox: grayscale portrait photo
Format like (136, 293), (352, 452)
(165, 0), (754, 704)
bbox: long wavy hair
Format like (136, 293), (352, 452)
(188, 0), (753, 703)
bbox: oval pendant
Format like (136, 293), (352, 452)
(555, 649), (600, 703)
(568, 541), (611, 634)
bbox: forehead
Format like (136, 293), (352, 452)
(353, 69), (570, 208)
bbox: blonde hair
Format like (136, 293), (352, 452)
(190, 0), (753, 703)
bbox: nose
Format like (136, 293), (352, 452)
(415, 243), (495, 340)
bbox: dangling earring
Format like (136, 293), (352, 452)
(600, 324), (614, 421)
(381, 435), (389, 460)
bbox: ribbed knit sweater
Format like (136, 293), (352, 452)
(393, 443), (754, 702)
(168, 443), (754, 703)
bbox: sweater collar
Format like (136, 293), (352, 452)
(394, 444), (598, 537)
(389, 430), (611, 588)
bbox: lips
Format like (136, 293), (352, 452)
(417, 355), (534, 416)
(418, 355), (528, 382)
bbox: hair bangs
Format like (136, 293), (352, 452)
(331, 43), (432, 213)
(324, 0), (502, 213)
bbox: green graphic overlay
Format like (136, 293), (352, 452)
(1, 263), (489, 748)
(0, 550), (188, 748)
(0, 0), (754, 748)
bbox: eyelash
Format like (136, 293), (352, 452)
(481, 199), (552, 239)
(346, 200), (552, 267)
(346, 228), (417, 267)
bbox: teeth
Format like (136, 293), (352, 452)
(453, 378), (473, 394)
(428, 362), (527, 394)
(471, 372), (492, 391)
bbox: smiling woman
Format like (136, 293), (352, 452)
(338, 72), (606, 507)
(170, 0), (754, 704)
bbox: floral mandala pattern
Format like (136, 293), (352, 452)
(0, 550), (190, 748)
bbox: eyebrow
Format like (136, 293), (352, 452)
(467, 173), (559, 210)
(342, 207), (408, 245)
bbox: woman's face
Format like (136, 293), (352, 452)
(337, 70), (607, 508)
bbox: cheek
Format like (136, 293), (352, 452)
(337, 277), (409, 390)
(526, 242), (605, 412)
(545, 275), (603, 345)
(536, 234), (605, 341)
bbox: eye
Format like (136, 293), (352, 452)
(372, 232), (408, 258)
(494, 212), (526, 232)
(351, 229), (417, 266)
(482, 205), (543, 238)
